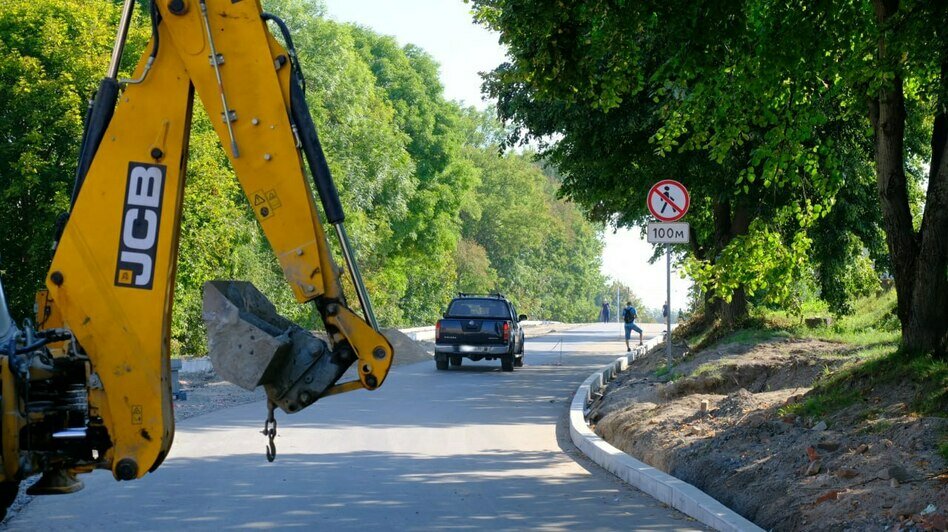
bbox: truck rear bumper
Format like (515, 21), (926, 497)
(435, 344), (510, 356)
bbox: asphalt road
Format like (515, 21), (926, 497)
(7, 322), (702, 531)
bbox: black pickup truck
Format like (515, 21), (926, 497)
(435, 294), (526, 372)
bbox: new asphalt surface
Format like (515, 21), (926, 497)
(6, 322), (703, 531)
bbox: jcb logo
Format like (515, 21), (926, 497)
(115, 163), (166, 289)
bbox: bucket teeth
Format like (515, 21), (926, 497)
(201, 281), (355, 413)
(202, 280), (294, 391)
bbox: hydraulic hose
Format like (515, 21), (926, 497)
(263, 13), (343, 224)
(71, 0), (144, 207)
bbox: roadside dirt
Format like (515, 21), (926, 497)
(589, 338), (948, 531)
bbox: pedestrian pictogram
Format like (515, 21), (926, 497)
(647, 179), (690, 222)
(644, 180), (690, 367)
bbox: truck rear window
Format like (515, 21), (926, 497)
(446, 299), (510, 319)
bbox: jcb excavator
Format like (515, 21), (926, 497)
(0, 0), (394, 516)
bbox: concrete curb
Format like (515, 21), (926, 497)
(569, 335), (764, 532)
(180, 357), (213, 373)
(400, 326), (436, 342)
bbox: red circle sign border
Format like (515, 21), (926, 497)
(647, 179), (690, 222)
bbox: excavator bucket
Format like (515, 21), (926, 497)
(202, 281), (356, 413)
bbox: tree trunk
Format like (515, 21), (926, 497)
(703, 198), (752, 326)
(908, 71), (948, 357)
(720, 287), (748, 326)
(871, 0), (948, 358)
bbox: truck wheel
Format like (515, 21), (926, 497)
(436, 357), (448, 370)
(514, 355), (523, 367)
(501, 355), (514, 372)
(450, 356), (462, 367)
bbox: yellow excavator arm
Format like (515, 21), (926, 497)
(0, 0), (393, 506)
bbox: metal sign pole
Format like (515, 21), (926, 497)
(666, 246), (672, 365)
(645, 178), (689, 368)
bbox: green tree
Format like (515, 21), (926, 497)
(0, 0), (613, 356)
(349, 28), (482, 324)
(0, 0), (142, 317)
(810, 161), (888, 316)
(473, 4), (848, 324)
(601, 280), (647, 323)
(265, 0), (420, 327)
(455, 239), (498, 294)
(471, 1), (946, 356)
(462, 147), (605, 322)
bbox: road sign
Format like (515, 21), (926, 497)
(647, 179), (690, 222)
(647, 222), (690, 244)
(645, 180), (690, 367)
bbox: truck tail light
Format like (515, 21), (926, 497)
(435, 321), (441, 341)
(503, 321), (510, 342)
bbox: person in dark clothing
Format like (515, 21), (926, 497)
(622, 302), (643, 351)
(601, 302), (611, 323)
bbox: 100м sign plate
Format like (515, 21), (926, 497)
(647, 222), (689, 244)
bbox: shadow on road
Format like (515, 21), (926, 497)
(22, 450), (694, 531)
(5, 325), (701, 531)
(180, 362), (610, 432)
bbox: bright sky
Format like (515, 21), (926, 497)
(602, 228), (691, 312)
(322, 0), (691, 310)
(322, 0), (506, 109)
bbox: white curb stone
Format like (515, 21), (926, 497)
(570, 335), (763, 532)
(400, 325), (436, 341)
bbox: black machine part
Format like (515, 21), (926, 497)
(201, 281), (356, 414)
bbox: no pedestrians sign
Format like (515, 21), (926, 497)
(645, 179), (690, 365)
(647, 179), (690, 222)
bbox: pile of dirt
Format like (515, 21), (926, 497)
(173, 371), (264, 421)
(660, 338), (848, 399)
(382, 328), (432, 365)
(590, 337), (948, 531)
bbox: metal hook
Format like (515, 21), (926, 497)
(262, 400), (277, 462)
(265, 437), (276, 463)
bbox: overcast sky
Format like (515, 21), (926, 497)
(322, 0), (692, 311)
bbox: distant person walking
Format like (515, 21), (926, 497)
(622, 302), (643, 351)
(600, 302), (611, 323)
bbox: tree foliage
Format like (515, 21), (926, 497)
(471, 0), (946, 356)
(0, 0), (609, 355)
(471, 0), (866, 325)
(0, 0), (134, 316)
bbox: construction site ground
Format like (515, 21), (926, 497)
(588, 332), (947, 531)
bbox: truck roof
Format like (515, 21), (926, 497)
(455, 292), (507, 300)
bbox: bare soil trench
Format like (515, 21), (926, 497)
(588, 338), (947, 531)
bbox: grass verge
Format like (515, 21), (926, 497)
(687, 291), (945, 424)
